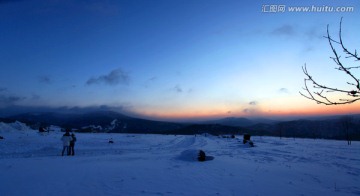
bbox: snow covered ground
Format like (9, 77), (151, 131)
(0, 121), (359, 196)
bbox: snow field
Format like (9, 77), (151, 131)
(0, 122), (359, 195)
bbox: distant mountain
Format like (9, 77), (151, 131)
(246, 118), (360, 140)
(201, 115), (360, 140)
(202, 117), (255, 127)
(2, 111), (360, 140)
(6, 111), (184, 134)
(249, 118), (280, 125)
(163, 123), (268, 136)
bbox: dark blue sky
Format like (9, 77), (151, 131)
(1, 0), (359, 119)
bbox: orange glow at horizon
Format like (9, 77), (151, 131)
(133, 100), (360, 120)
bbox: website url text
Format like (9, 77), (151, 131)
(262, 5), (355, 13)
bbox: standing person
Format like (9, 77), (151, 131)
(69, 133), (76, 156)
(61, 131), (72, 156)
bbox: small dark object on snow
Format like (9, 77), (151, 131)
(243, 133), (251, 143)
(109, 139), (114, 144)
(39, 127), (49, 133)
(198, 150), (206, 162)
(0, 136), (4, 139)
(231, 134), (235, 139)
(243, 133), (254, 147)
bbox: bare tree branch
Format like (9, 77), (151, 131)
(339, 18), (360, 61)
(300, 18), (360, 105)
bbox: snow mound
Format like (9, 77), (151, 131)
(48, 125), (62, 132)
(0, 121), (33, 133)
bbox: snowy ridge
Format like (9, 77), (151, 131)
(5, 111), (360, 139)
(109, 119), (119, 130)
(82, 124), (104, 131)
(0, 121), (34, 133)
(81, 119), (120, 132)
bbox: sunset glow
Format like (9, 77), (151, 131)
(0, 0), (359, 120)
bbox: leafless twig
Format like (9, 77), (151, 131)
(300, 18), (360, 105)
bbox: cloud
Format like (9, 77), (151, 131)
(279, 88), (290, 94)
(86, 68), (130, 86)
(148, 77), (157, 82)
(56, 105), (131, 114)
(0, 104), (135, 118)
(38, 76), (52, 84)
(243, 107), (260, 115)
(302, 46), (314, 53)
(0, 87), (7, 92)
(305, 27), (323, 40)
(243, 108), (256, 114)
(0, 88), (26, 107)
(249, 101), (257, 105)
(271, 25), (296, 36)
(170, 85), (193, 93)
(173, 85), (183, 93)
(244, 101), (259, 114)
(31, 94), (41, 100)
(301, 27), (323, 53)
(143, 76), (157, 88)
(0, 94), (26, 107)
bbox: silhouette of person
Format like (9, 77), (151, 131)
(69, 133), (76, 156)
(61, 131), (72, 156)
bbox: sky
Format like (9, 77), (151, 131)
(0, 0), (360, 120)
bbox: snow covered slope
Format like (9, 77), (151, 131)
(0, 122), (359, 195)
